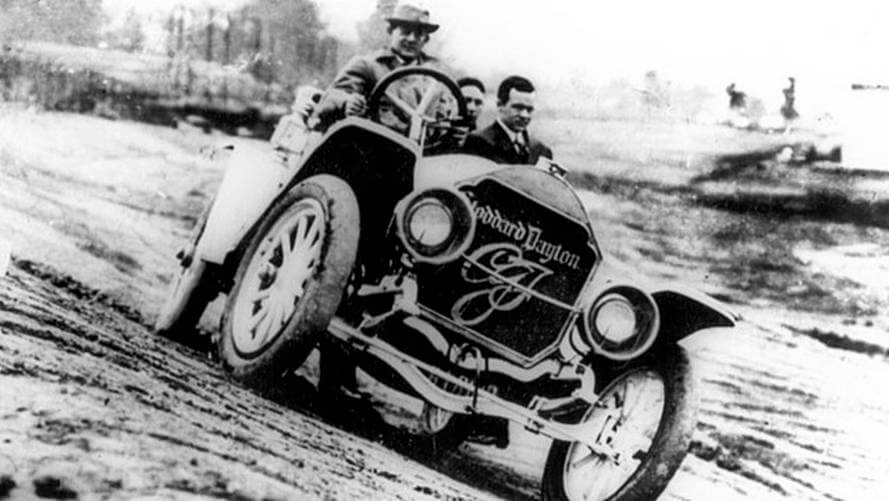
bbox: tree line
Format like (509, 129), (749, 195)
(0, 0), (388, 88)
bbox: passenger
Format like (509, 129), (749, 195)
(456, 76), (486, 131)
(424, 76), (485, 155)
(463, 75), (553, 164)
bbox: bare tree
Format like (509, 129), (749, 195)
(105, 8), (145, 52)
(0, 0), (105, 46)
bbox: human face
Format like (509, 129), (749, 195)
(499, 88), (535, 133)
(461, 85), (484, 124)
(388, 24), (430, 60)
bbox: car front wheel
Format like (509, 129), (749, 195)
(541, 346), (698, 501)
(218, 174), (359, 388)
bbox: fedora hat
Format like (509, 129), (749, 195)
(385, 4), (439, 33)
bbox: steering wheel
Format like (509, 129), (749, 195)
(367, 67), (467, 151)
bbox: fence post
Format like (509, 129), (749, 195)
(223, 13), (231, 106)
(206, 8), (214, 62)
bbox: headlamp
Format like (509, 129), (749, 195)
(581, 285), (659, 361)
(396, 187), (475, 264)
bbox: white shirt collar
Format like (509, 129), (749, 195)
(496, 119), (524, 144)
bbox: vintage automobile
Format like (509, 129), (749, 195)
(155, 67), (738, 501)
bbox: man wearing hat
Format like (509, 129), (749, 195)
(314, 4), (447, 413)
(314, 3), (442, 126)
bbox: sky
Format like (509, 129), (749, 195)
(103, 0), (889, 114)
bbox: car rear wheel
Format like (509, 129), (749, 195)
(541, 346), (698, 501)
(154, 205), (219, 347)
(419, 404), (472, 450)
(218, 174), (359, 388)
(154, 259), (218, 345)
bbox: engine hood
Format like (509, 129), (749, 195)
(416, 154), (591, 230)
(414, 154), (601, 366)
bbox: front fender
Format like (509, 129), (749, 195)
(196, 143), (290, 265)
(652, 286), (739, 344)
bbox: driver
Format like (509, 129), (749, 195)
(313, 4), (444, 127)
(315, 4), (449, 411)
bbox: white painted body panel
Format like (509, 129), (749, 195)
(196, 144), (291, 264)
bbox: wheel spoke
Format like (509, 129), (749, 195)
(291, 215), (312, 252)
(592, 460), (626, 498)
(281, 257), (307, 287)
(249, 303), (270, 333)
(569, 451), (601, 471)
(251, 287), (272, 304)
(279, 229), (293, 259)
(285, 274), (307, 299)
(290, 214), (306, 254)
(302, 215), (322, 249)
(567, 454), (603, 499)
(417, 80), (441, 116)
(280, 292), (296, 321)
(286, 225), (320, 277)
(385, 89), (421, 118)
(613, 382), (627, 410)
(282, 235), (317, 278)
(622, 382), (642, 417)
(269, 295), (285, 330)
(272, 210), (321, 308)
(253, 307), (273, 343)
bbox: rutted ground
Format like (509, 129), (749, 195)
(1, 106), (888, 499)
(0, 259), (501, 500)
(548, 117), (889, 500)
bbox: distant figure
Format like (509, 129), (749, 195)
(726, 82), (747, 111)
(781, 76), (798, 133)
(641, 70), (667, 110)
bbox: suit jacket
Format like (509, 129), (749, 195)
(315, 48), (440, 127)
(463, 122), (553, 165)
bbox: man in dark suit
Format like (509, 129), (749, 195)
(453, 76), (555, 448)
(464, 75), (553, 164)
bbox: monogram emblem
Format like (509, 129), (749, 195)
(451, 243), (553, 326)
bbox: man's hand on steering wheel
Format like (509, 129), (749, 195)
(344, 94), (368, 117)
(367, 67), (468, 151)
(449, 123), (470, 148)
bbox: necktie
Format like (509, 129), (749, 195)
(513, 134), (528, 159)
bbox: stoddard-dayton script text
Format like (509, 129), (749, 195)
(473, 204), (581, 270)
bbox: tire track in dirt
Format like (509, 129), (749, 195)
(0, 261), (502, 500)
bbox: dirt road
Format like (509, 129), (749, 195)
(1, 106), (887, 499)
